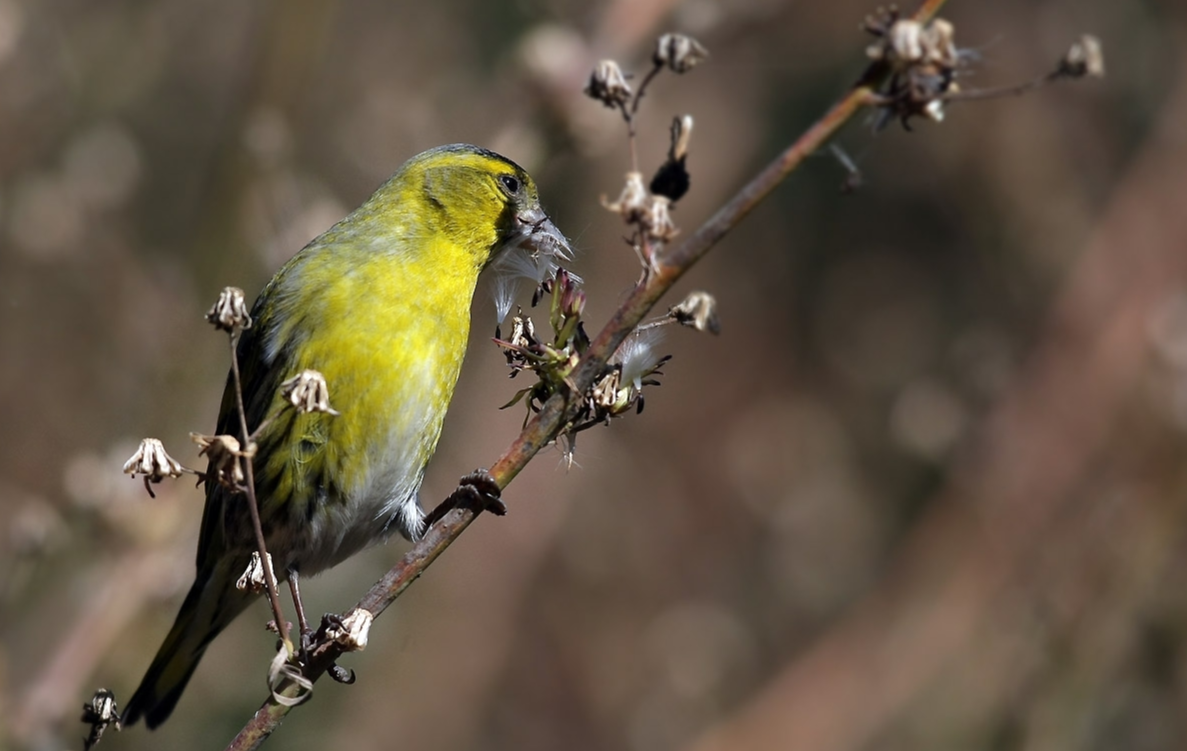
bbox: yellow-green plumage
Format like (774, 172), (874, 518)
(124, 144), (568, 728)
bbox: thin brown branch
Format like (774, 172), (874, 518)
(943, 72), (1062, 103)
(228, 334), (292, 654)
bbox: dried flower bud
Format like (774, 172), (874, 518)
(206, 286), (253, 332)
(192, 433), (247, 489)
(123, 438), (186, 484)
(924, 19), (958, 68)
(509, 311), (537, 350)
(326, 608), (374, 651)
(82, 688), (122, 750)
(650, 115), (693, 202)
(871, 19), (923, 62)
(1060, 35), (1104, 78)
(654, 33), (709, 73)
(235, 550), (273, 593)
(867, 17), (957, 69)
(590, 368), (621, 411)
(602, 171), (648, 223)
(642, 194), (678, 242)
(585, 59), (632, 108)
(280, 369), (340, 415)
(669, 290), (721, 334)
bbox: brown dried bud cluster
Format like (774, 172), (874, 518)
(864, 9), (963, 128)
(123, 438), (186, 484)
(192, 432), (250, 489)
(206, 286), (253, 332)
(501, 309), (538, 366)
(654, 33), (709, 73)
(603, 171), (680, 250)
(642, 194), (677, 242)
(82, 688), (121, 750)
(603, 171), (648, 223)
(1060, 35), (1105, 79)
(585, 59), (632, 109)
(280, 369), (339, 415)
(497, 269), (590, 418)
(866, 17), (957, 70)
(581, 331), (670, 425)
(584, 33), (710, 267)
(235, 550), (273, 593)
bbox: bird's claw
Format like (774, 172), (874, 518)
(456, 469), (506, 515)
(423, 469), (506, 529)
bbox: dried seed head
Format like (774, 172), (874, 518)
(642, 194), (678, 243)
(868, 18), (957, 68)
(654, 33), (709, 73)
(585, 59), (633, 108)
(591, 368), (622, 411)
(669, 290), (721, 334)
(924, 19), (958, 67)
(205, 286), (253, 332)
(280, 369), (339, 415)
(82, 688), (122, 749)
(82, 688), (120, 725)
(650, 115), (694, 202)
(602, 171), (649, 223)
(509, 311), (537, 350)
(865, 15), (962, 130)
(191, 433), (248, 489)
(1060, 35), (1105, 78)
(871, 19), (923, 62)
(326, 608), (374, 651)
(123, 438), (186, 483)
(235, 550), (273, 593)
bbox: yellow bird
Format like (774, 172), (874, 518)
(124, 144), (569, 728)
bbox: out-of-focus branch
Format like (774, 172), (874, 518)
(682, 48), (1187, 751)
(224, 3), (948, 748)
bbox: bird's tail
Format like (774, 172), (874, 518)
(123, 563), (257, 728)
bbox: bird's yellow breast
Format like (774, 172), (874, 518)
(256, 231), (481, 567)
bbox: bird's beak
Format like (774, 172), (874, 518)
(511, 205), (572, 262)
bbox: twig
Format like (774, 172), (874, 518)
(943, 71), (1062, 102)
(227, 334), (292, 655)
(619, 63), (663, 171)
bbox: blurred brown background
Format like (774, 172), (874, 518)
(4, 0), (1187, 749)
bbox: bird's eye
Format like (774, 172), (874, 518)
(498, 174), (520, 195)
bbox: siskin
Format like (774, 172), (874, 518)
(123, 144), (569, 728)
